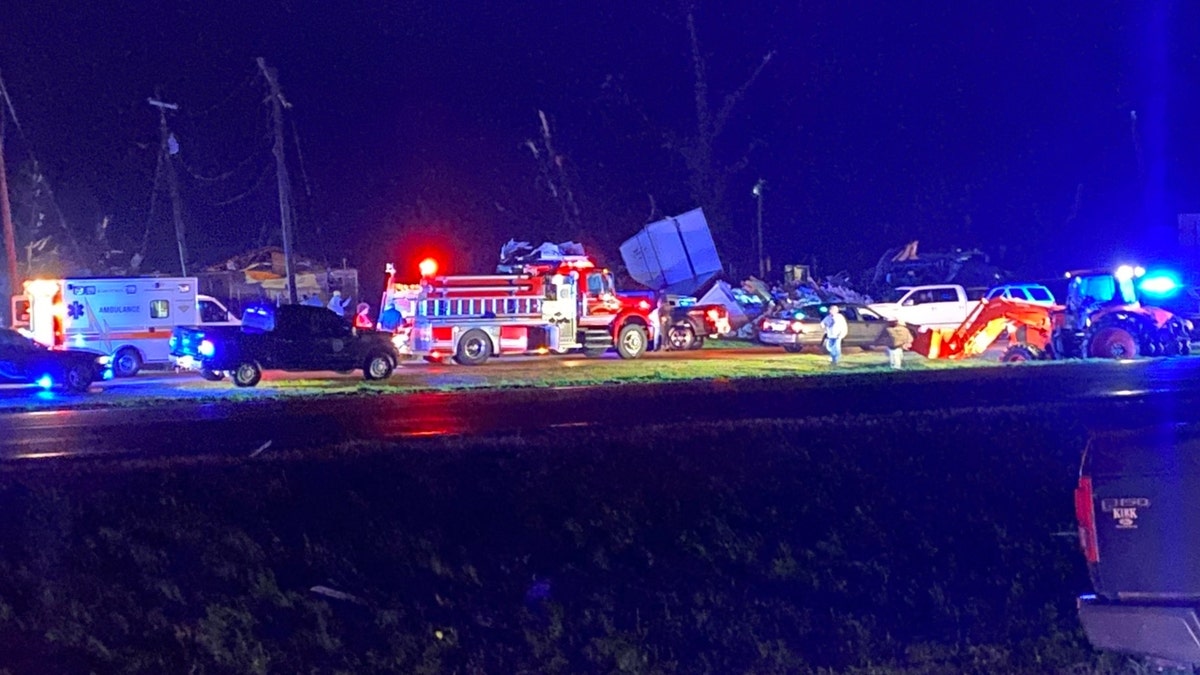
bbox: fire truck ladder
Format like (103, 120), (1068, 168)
(418, 296), (543, 319)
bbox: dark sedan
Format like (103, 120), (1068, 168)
(757, 303), (889, 353)
(0, 329), (112, 393)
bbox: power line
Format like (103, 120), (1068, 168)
(180, 134), (273, 183)
(211, 162), (274, 207)
(184, 71), (260, 119)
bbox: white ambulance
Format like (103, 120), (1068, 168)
(18, 277), (239, 377)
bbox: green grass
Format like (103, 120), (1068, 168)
(0, 350), (1007, 413)
(0, 403), (1157, 673)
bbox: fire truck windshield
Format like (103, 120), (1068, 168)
(585, 271), (613, 296)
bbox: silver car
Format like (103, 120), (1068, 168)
(757, 303), (889, 353)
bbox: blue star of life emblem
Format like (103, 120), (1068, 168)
(67, 301), (85, 320)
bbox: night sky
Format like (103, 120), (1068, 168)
(3, 1), (1199, 292)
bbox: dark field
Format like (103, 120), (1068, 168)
(0, 402), (1164, 674)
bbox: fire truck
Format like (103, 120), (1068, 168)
(381, 247), (658, 365)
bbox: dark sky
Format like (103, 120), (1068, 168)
(3, 0), (1200, 288)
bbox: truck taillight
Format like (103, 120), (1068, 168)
(788, 321), (805, 333)
(1074, 475), (1100, 564)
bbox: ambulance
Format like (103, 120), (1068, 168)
(16, 277), (239, 377)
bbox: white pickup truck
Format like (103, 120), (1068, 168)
(867, 284), (974, 330)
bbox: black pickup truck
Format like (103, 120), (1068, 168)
(169, 304), (401, 387)
(1075, 427), (1200, 667)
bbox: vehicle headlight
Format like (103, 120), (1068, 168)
(1185, 319), (1194, 332)
(198, 340), (216, 357)
(96, 355), (111, 366)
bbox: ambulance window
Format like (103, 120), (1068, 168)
(150, 299), (170, 319)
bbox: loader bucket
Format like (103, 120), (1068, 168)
(911, 327), (957, 359)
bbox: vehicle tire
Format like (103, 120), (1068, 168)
(363, 352), (395, 381)
(454, 329), (492, 366)
(783, 344), (804, 354)
(62, 364), (93, 393)
(1000, 344), (1043, 363)
(615, 324), (647, 360)
(667, 324), (698, 351)
(1088, 327), (1139, 359)
(113, 347), (142, 378)
(200, 368), (225, 382)
(232, 361), (263, 388)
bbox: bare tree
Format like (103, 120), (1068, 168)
(672, 5), (775, 236)
(525, 110), (584, 234)
(600, 4), (775, 259)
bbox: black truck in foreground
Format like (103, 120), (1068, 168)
(1076, 427), (1200, 667)
(170, 304), (401, 387)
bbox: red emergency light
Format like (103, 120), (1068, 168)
(419, 258), (439, 278)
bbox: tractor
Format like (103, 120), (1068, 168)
(912, 266), (1191, 362)
(1048, 266), (1190, 360)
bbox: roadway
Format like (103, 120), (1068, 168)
(3, 347), (1200, 460)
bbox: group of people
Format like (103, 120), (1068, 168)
(819, 304), (913, 370)
(299, 291), (405, 333)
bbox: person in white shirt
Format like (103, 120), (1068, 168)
(820, 304), (849, 365)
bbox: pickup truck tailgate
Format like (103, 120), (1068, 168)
(1084, 428), (1200, 598)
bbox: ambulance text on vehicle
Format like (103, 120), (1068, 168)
(19, 277), (239, 377)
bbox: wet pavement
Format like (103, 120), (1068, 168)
(2, 350), (1199, 460)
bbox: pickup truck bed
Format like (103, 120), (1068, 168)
(1076, 427), (1200, 665)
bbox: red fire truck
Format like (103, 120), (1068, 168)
(381, 254), (658, 365)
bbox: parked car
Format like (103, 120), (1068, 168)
(983, 283), (1057, 306)
(169, 304), (402, 387)
(1075, 428), (1200, 667)
(758, 302), (889, 353)
(0, 328), (112, 393)
(663, 296), (732, 350)
(868, 284), (972, 330)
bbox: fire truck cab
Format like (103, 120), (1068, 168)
(382, 253), (658, 365)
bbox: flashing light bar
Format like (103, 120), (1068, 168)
(1139, 273), (1180, 295)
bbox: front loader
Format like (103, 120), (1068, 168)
(912, 266), (1190, 362)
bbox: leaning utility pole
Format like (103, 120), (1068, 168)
(0, 128), (16, 327)
(148, 97), (189, 276)
(257, 57), (299, 305)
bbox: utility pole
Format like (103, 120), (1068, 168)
(257, 57), (299, 305)
(0, 129), (16, 327)
(148, 97), (188, 276)
(752, 178), (766, 279)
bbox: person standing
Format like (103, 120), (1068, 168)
(821, 304), (849, 365)
(354, 302), (374, 330)
(882, 318), (913, 370)
(378, 299), (403, 332)
(327, 290), (352, 317)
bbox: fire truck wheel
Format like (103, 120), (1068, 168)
(232, 361), (263, 388)
(616, 324), (648, 359)
(113, 348), (142, 378)
(454, 330), (493, 366)
(783, 344), (804, 354)
(200, 367), (226, 382)
(363, 352), (396, 380)
(1088, 327), (1139, 360)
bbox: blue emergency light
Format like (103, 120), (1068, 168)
(1138, 272), (1180, 296)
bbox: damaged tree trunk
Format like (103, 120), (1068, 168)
(677, 5), (774, 255)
